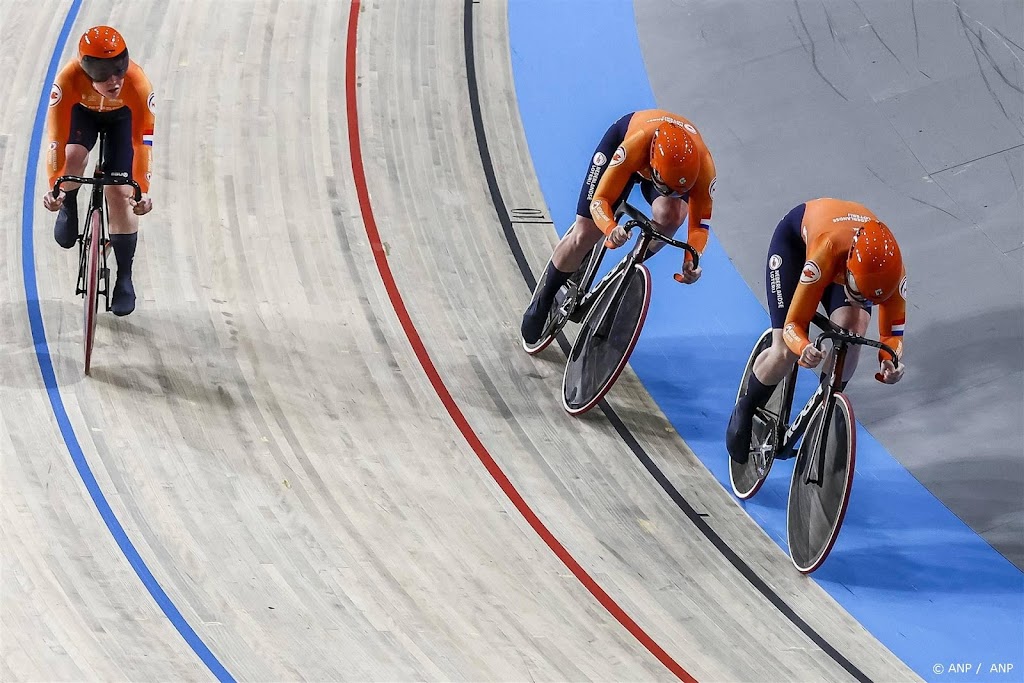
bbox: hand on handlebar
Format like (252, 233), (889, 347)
(131, 195), (153, 216)
(43, 190), (65, 212)
(674, 260), (702, 284)
(604, 224), (632, 249)
(875, 359), (904, 384)
(798, 344), (824, 369)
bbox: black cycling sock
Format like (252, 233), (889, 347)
(741, 373), (777, 411)
(109, 232), (137, 280)
(537, 260), (573, 308)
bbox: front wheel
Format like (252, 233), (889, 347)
(787, 393), (856, 573)
(562, 263), (650, 415)
(82, 210), (101, 375)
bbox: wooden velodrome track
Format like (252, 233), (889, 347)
(1, 1), (922, 681)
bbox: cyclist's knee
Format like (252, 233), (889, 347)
(64, 144), (89, 173)
(831, 305), (869, 335)
(651, 197), (685, 229)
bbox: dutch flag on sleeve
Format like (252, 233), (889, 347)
(891, 318), (905, 336)
(143, 128), (154, 146)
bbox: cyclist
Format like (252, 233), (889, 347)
(726, 198), (907, 464)
(42, 26), (155, 317)
(520, 109), (717, 345)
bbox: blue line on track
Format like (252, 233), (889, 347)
(22, 6), (235, 681)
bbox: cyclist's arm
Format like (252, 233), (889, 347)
(589, 162), (635, 235)
(124, 64), (155, 195)
(782, 249), (834, 357)
(876, 269), (907, 364)
(683, 154), (716, 258)
(44, 62), (77, 191)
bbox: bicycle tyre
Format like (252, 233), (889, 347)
(561, 263), (650, 415)
(522, 240), (602, 356)
(730, 329), (792, 499)
(83, 210), (100, 375)
(787, 393), (856, 573)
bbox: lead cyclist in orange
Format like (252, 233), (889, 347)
(520, 109), (717, 345)
(726, 198), (907, 464)
(42, 26), (155, 316)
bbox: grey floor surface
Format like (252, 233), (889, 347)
(636, 0), (1024, 568)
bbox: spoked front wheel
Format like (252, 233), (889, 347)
(82, 211), (101, 375)
(561, 263), (650, 415)
(787, 393), (856, 573)
(730, 329), (793, 499)
(522, 240), (602, 356)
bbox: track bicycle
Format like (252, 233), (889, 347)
(558, 202), (699, 415)
(730, 312), (899, 572)
(52, 131), (141, 375)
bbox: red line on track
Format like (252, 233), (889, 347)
(344, 3), (695, 680)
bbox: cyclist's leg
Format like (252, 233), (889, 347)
(53, 105), (97, 248)
(727, 203), (806, 462)
(637, 184), (686, 256)
(522, 113), (633, 343)
(823, 287), (871, 384)
(102, 108), (139, 316)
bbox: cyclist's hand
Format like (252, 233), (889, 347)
(131, 195), (153, 216)
(604, 224), (631, 249)
(798, 344), (824, 369)
(875, 359), (904, 384)
(43, 190), (64, 212)
(674, 260), (702, 284)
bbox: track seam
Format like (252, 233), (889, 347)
(462, 1), (871, 681)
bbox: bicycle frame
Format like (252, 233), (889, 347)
(55, 134), (143, 310)
(773, 312), (898, 483)
(572, 202), (699, 328)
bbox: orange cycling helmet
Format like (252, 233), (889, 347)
(846, 219), (903, 305)
(78, 26), (129, 82)
(649, 123), (700, 197)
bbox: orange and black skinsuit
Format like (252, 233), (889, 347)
(45, 59), (155, 194)
(576, 109), (717, 258)
(767, 198), (906, 366)
(727, 198), (906, 464)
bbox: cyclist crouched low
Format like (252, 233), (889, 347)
(520, 109), (718, 345)
(726, 198), (907, 465)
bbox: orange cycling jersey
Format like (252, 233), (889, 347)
(783, 198), (907, 364)
(589, 109), (716, 256)
(45, 60), (155, 194)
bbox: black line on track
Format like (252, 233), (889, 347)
(463, 2), (871, 681)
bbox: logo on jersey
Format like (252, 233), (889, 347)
(709, 177), (717, 198)
(899, 276), (907, 300)
(147, 92), (156, 113)
(143, 128), (154, 146)
(592, 152), (607, 166)
(49, 84), (62, 107)
(891, 318), (905, 337)
(682, 122), (698, 135)
(768, 254), (782, 270)
(783, 323), (800, 344)
(832, 212), (872, 224)
(609, 146), (626, 167)
(799, 260), (821, 284)
(48, 141), (58, 150)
